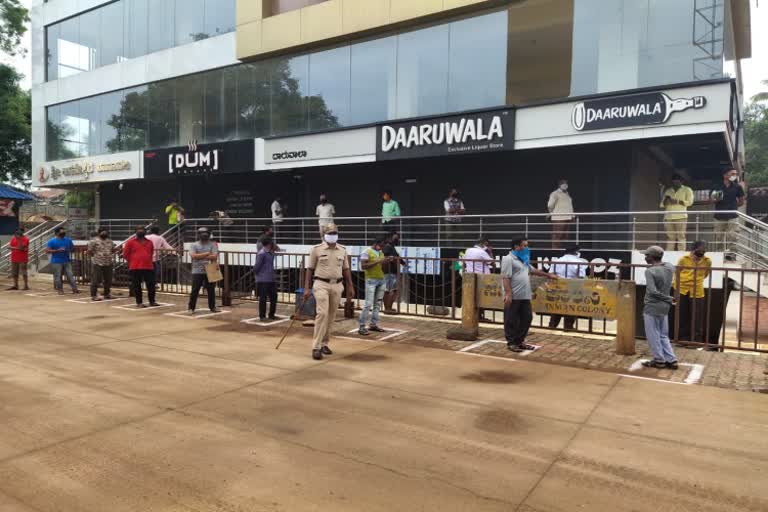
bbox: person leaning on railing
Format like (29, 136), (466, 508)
(673, 241), (713, 348)
(660, 174), (694, 251)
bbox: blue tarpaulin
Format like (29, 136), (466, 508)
(0, 185), (35, 201)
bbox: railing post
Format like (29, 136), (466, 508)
(222, 252), (231, 307)
(437, 219), (442, 248)
(364, 219), (368, 246)
(525, 216), (529, 238)
(575, 217), (580, 244)
(695, 214), (700, 239)
(301, 219), (306, 245)
(245, 219), (249, 244)
(631, 216), (637, 250)
(479, 217), (483, 239)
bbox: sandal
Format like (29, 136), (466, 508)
(641, 360), (666, 369)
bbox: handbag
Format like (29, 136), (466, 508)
(205, 262), (223, 283)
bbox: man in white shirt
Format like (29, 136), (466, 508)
(548, 245), (587, 331)
(463, 239), (494, 274)
(547, 179), (575, 249)
(271, 196), (285, 224)
(315, 194), (336, 240)
(146, 225), (175, 280)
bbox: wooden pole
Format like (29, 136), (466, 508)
(615, 280), (637, 355)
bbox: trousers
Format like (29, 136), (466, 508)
(312, 280), (342, 350)
(52, 262), (78, 291)
(359, 278), (385, 327)
(504, 299), (533, 346)
(257, 281), (277, 319)
(551, 220), (571, 249)
(644, 313), (677, 363)
(664, 219), (688, 251)
(91, 264), (113, 297)
(189, 273), (216, 311)
(130, 269), (156, 305)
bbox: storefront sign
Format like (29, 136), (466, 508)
(571, 92), (706, 131)
(144, 139), (255, 178)
(258, 128), (376, 170)
(224, 189), (255, 216)
(377, 109), (514, 161)
(34, 151), (142, 187)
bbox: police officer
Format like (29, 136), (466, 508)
(303, 224), (355, 360)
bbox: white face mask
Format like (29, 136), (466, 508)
(575, 252), (581, 258)
(324, 234), (339, 244)
(729, 175), (738, 182)
(560, 184), (568, 191)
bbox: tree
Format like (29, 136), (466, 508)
(744, 102), (768, 187)
(0, 0), (28, 55)
(0, 64), (30, 183)
(752, 80), (768, 103)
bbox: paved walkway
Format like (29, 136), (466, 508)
(0, 284), (767, 510)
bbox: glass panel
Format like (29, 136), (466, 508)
(149, 0), (175, 53)
(204, 0), (236, 38)
(236, 63), (271, 139)
(309, 46), (349, 129)
(148, 81), (177, 148)
(350, 36), (396, 125)
(60, 100), (86, 157)
(204, 67), (239, 142)
(270, 0), (327, 16)
(100, 1), (125, 66)
(46, 105), (62, 160)
(175, 0), (205, 46)
(447, 12), (507, 112)
(119, 85), (149, 151)
(78, 9), (100, 71)
(270, 55), (309, 136)
(396, 24), (449, 118)
(125, 0), (149, 59)
(79, 96), (101, 156)
(57, 16), (83, 78)
(100, 91), (123, 154)
(46, 23), (60, 81)
(176, 75), (205, 144)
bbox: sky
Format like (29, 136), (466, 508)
(1, 0), (766, 99)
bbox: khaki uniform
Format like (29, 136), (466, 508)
(308, 242), (349, 350)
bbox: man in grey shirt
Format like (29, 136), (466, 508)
(501, 236), (557, 352)
(641, 245), (678, 369)
(188, 227), (220, 313)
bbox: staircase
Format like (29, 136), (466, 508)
(0, 220), (68, 275)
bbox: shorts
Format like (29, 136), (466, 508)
(384, 273), (398, 292)
(11, 262), (27, 278)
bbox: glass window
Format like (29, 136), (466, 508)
(100, 1), (125, 66)
(448, 12), (507, 112)
(57, 16), (83, 78)
(100, 91), (123, 154)
(119, 86), (149, 151)
(175, 0), (205, 46)
(79, 96), (101, 156)
(46, 104), (62, 160)
(60, 100), (86, 157)
(270, 0), (327, 16)
(46, 23), (60, 81)
(204, 0), (236, 38)
(149, 0), (175, 53)
(204, 67), (238, 142)
(176, 75), (205, 144)
(236, 63), (271, 139)
(124, 0), (149, 59)
(350, 36), (396, 125)
(396, 24), (449, 118)
(148, 81), (177, 148)
(270, 55), (309, 135)
(309, 46), (349, 130)
(78, 9), (100, 71)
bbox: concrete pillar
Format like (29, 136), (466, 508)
(615, 280), (637, 355)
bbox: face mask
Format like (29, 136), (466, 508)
(729, 176), (738, 182)
(320, 198), (327, 204)
(694, 251), (705, 258)
(560, 184), (568, 191)
(324, 234), (338, 244)
(575, 252), (581, 258)
(200, 234), (210, 241)
(99, 234), (108, 240)
(58, 233), (66, 238)
(136, 232), (145, 239)
(513, 247), (531, 266)
(672, 182), (681, 189)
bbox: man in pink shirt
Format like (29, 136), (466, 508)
(146, 226), (175, 279)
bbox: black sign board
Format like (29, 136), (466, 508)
(571, 92), (706, 132)
(144, 139), (255, 178)
(376, 109), (514, 161)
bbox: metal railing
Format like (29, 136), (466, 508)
(68, 249), (768, 354)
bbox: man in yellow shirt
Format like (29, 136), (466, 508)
(660, 174), (694, 251)
(674, 240), (712, 347)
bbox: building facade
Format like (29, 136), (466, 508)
(31, 0), (752, 225)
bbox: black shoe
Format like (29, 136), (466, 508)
(665, 361), (679, 370)
(210, 308), (221, 313)
(507, 344), (524, 353)
(641, 360), (666, 369)
(312, 349), (323, 360)
(6, 286), (18, 291)
(149, 302), (161, 307)
(358, 327), (370, 336)
(103, 295), (113, 300)
(368, 325), (386, 333)
(268, 316), (278, 320)
(92, 296), (102, 302)
(188, 308), (195, 314)
(137, 303), (147, 308)
(321, 346), (333, 355)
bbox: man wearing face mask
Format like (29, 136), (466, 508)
(8, 228), (29, 291)
(88, 228), (115, 301)
(188, 227), (220, 314)
(382, 230), (406, 314)
(304, 224), (355, 360)
(711, 169), (745, 258)
(122, 226), (158, 308)
(547, 179), (574, 249)
(549, 245), (588, 331)
(46, 227), (79, 295)
(660, 174), (694, 251)
(358, 238), (389, 336)
(381, 190), (401, 227)
(315, 194), (336, 240)
(674, 240), (712, 347)
(443, 188), (466, 242)
(641, 246), (678, 369)
(501, 237), (558, 352)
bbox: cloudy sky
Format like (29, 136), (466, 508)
(1, 0), (766, 100)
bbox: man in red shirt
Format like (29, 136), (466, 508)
(122, 226), (158, 308)
(8, 228), (29, 290)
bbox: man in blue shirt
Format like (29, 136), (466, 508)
(46, 227), (79, 295)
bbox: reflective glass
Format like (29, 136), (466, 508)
(124, 0), (149, 58)
(100, 91), (123, 154)
(148, 81), (177, 148)
(78, 9), (100, 71)
(148, 0), (175, 53)
(46, 104), (62, 160)
(57, 16), (82, 78)
(270, 55), (309, 135)
(176, 75), (205, 144)
(46, 23), (60, 80)
(309, 46), (349, 129)
(79, 96), (101, 156)
(396, 24), (449, 118)
(119, 86), (149, 151)
(175, 0), (205, 46)
(204, 67), (238, 141)
(350, 36), (396, 125)
(100, 1), (125, 66)
(60, 100), (86, 157)
(204, 0), (236, 38)
(447, 11), (507, 112)
(236, 63), (271, 139)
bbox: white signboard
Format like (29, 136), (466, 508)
(257, 127), (376, 171)
(34, 151), (143, 187)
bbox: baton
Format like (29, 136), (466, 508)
(275, 295), (308, 350)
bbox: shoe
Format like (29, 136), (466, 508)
(210, 308), (221, 313)
(188, 308), (196, 314)
(507, 344), (524, 353)
(665, 361), (679, 370)
(312, 349), (323, 360)
(103, 295), (113, 300)
(149, 302), (161, 307)
(6, 286), (18, 291)
(321, 346), (333, 355)
(641, 360), (666, 369)
(72, 290), (81, 294)
(23, 286), (29, 291)
(92, 297), (102, 302)
(136, 303), (147, 308)
(358, 327), (370, 336)
(259, 317), (269, 322)
(368, 325), (386, 333)
(57, 290), (65, 295)
(268, 316), (278, 320)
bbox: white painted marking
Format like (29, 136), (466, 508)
(459, 340), (495, 352)
(67, 297), (129, 304)
(346, 327), (408, 341)
(25, 293), (59, 297)
(164, 309), (231, 320)
(241, 316), (290, 327)
(618, 374), (689, 386)
(335, 335), (382, 343)
(457, 352), (518, 362)
(628, 359), (706, 385)
(113, 302), (176, 311)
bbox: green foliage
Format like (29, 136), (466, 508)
(0, 0), (28, 56)
(0, 63), (30, 183)
(745, 102), (768, 187)
(751, 80), (768, 103)
(63, 190), (95, 210)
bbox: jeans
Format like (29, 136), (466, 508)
(360, 278), (385, 327)
(90, 264), (113, 298)
(548, 314), (576, 330)
(257, 281), (277, 319)
(130, 269), (156, 305)
(504, 299), (533, 346)
(52, 262), (78, 291)
(643, 313), (677, 363)
(189, 273), (216, 311)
